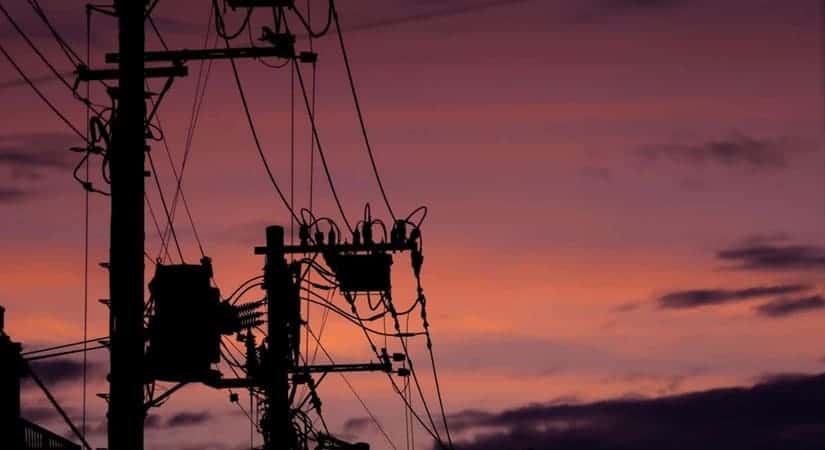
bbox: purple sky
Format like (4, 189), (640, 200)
(1, 0), (824, 449)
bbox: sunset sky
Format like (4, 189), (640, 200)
(1, 0), (824, 449)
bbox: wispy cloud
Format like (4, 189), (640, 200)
(717, 243), (825, 271)
(144, 411), (215, 430)
(756, 295), (825, 318)
(658, 284), (811, 309)
(579, 166), (613, 181)
(0, 73), (63, 91)
(612, 302), (640, 312)
(0, 132), (81, 203)
(342, 0), (536, 33)
(165, 411), (213, 428)
(573, 0), (689, 22)
(639, 133), (799, 171)
(598, 0), (688, 13)
(0, 187), (29, 203)
(26, 357), (104, 388)
(0, 132), (79, 179)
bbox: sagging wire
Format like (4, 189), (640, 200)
(213, 0), (253, 40)
(291, 43), (354, 232)
(290, 0), (333, 38)
(305, 324), (398, 450)
(26, 361), (93, 450)
(331, 0), (397, 221)
(344, 292), (445, 449)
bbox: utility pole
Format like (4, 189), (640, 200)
(262, 226), (298, 450)
(108, 0), (146, 449)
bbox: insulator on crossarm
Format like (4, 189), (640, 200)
(299, 224), (310, 246)
(392, 220), (407, 246)
(363, 222), (373, 245)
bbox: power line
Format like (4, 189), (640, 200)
(227, 48), (302, 225)
(22, 336), (109, 356)
(305, 325), (398, 450)
(292, 58), (353, 232)
(26, 361), (93, 450)
(424, 323), (454, 449)
(0, 1), (99, 115)
(331, 1), (396, 221)
(24, 344), (108, 361)
(387, 321), (445, 447)
(26, 0), (84, 66)
(146, 192), (172, 263)
(0, 41), (85, 139)
(147, 151), (185, 263)
(291, 59), (296, 245)
(151, 108), (207, 257)
(148, 5), (214, 261)
(345, 295), (446, 448)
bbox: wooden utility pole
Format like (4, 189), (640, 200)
(108, 1), (146, 449)
(262, 226), (298, 450)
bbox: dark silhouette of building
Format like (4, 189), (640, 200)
(0, 305), (81, 450)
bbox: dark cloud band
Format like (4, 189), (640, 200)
(441, 372), (825, 450)
(658, 284), (810, 309)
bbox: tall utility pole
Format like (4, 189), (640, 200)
(108, 0), (146, 449)
(262, 226), (298, 450)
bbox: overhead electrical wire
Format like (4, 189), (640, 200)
(330, 1), (396, 221)
(415, 285), (455, 449)
(22, 336), (109, 357)
(147, 151), (185, 263)
(344, 294), (446, 448)
(144, 11), (209, 260)
(291, 0), (333, 38)
(0, 1), (102, 115)
(305, 325), (398, 450)
(26, 362), (93, 450)
(146, 192), (173, 263)
(301, 296), (423, 339)
(151, 108), (207, 258)
(26, 0), (84, 66)
(24, 344), (108, 362)
(6, 2), (453, 449)
(212, 0), (253, 40)
(291, 55), (353, 232)
(0, 41), (85, 139)
(291, 59), (296, 244)
(227, 45), (303, 226)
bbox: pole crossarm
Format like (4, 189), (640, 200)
(255, 241), (416, 255)
(295, 362), (392, 373)
(76, 64), (188, 81)
(227, 0), (294, 7)
(205, 362), (391, 390)
(106, 46), (296, 64)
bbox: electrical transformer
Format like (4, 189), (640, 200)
(324, 253), (392, 293)
(146, 259), (222, 382)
